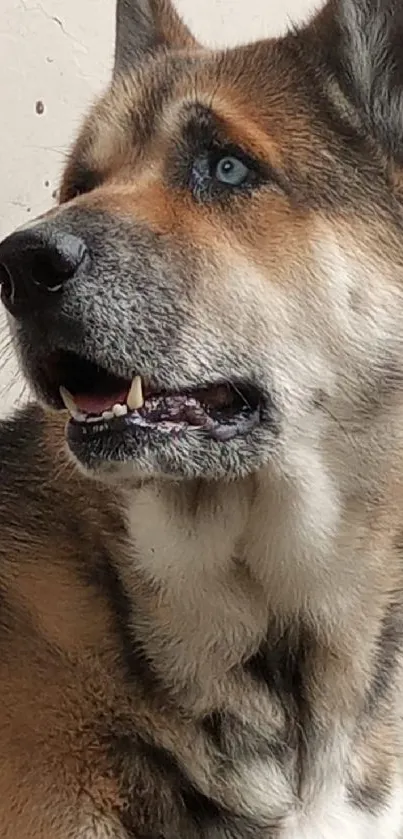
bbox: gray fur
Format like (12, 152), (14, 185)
(332, 0), (403, 160)
(115, 0), (157, 73)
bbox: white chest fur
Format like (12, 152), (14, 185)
(125, 481), (270, 694)
(124, 483), (403, 838)
(280, 783), (403, 839)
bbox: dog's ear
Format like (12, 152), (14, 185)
(114, 0), (198, 74)
(307, 0), (403, 161)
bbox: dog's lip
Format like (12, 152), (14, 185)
(66, 392), (262, 445)
(61, 376), (262, 439)
(31, 349), (263, 425)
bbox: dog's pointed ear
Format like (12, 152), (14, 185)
(307, 0), (403, 161)
(114, 0), (198, 74)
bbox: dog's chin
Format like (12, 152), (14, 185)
(64, 418), (277, 484)
(23, 347), (278, 483)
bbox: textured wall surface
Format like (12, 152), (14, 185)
(0, 0), (316, 414)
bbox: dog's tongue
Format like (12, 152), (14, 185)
(74, 389), (128, 414)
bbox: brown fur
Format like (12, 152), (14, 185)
(1, 0), (403, 835)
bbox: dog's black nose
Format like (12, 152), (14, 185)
(0, 226), (88, 317)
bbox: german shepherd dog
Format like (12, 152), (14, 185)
(1, 0), (403, 835)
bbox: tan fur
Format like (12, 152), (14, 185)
(2, 0), (403, 836)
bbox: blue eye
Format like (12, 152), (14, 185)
(214, 156), (250, 186)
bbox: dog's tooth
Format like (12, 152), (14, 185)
(59, 386), (80, 418)
(113, 403), (128, 417)
(102, 410), (114, 420)
(127, 376), (144, 411)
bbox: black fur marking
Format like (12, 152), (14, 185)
(202, 709), (287, 763)
(366, 595), (403, 713)
(348, 777), (392, 816)
(84, 550), (163, 694)
(367, 538), (403, 715)
(245, 624), (312, 713)
(111, 734), (229, 837)
(244, 623), (315, 790)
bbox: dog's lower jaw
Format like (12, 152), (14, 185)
(65, 423), (274, 483)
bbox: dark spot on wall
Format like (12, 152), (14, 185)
(44, 180), (50, 188)
(35, 100), (45, 115)
(52, 189), (58, 200)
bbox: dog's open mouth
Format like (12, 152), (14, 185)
(44, 351), (262, 442)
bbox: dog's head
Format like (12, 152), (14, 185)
(1, 0), (403, 485)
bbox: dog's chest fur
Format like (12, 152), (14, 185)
(118, 480), (403, 837)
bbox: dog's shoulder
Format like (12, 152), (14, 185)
(0, 408), (211, 839)
(0, 403), (120, 546)
(0, 403), (51, 482)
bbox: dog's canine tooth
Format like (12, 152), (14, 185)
(59, 386), (80, 418)
(127, 376), (144, 410)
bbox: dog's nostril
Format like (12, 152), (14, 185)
(31, 235), (88, 292)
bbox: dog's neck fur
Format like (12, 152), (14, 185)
(118, 417), (403, 716)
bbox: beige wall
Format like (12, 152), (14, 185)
(0, 0), (317, 414)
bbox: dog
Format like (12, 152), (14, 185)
(0, 0), (403, 835)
